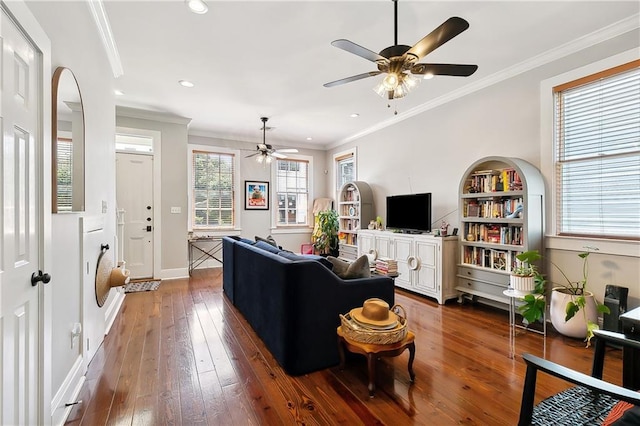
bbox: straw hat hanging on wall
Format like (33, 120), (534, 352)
(95, 245), (130, 307)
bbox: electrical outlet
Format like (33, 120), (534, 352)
(170, 206), (181, 214)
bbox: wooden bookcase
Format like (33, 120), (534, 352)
(338, 181), (374, 261)
(456, 157), (545, 305)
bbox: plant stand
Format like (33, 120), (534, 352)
(503, 289), (546, 359)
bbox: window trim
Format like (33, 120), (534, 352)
(271, 153), (314, 230)
(187, 144), (241, 235)
(540, 48), (639, 257)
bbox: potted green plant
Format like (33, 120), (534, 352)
(549, 247), (610, 346)
(510, 250), (541, 293)
(517, 247), (610, 347)
(314, 209), (339, 256)
(512, 250), (546, 326)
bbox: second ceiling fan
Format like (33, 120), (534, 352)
(324, 0), (478, 100)
(245, 117), (298, 164)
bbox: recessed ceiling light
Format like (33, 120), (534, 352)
(186, 0), (208, 14)
(179, 80), (194, 88)
(114, 89), (124, 96)
(306, 137), (313, 141)
(350, 113), (359, 118)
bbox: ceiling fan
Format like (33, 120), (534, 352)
(324, 0), (478, 100)
(245, 117), (298, 164)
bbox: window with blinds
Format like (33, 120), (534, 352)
(554, 60), (640, 240)
(192, 150), (234, 229)
(56, 138), (73, 212)
(276, 159), (309, 226)
(336, 152), (355, 191)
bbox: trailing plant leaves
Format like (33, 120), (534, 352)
(519, 294), (545, 324)
(597, 304), (611, 314)
(565, 301), (579, 322)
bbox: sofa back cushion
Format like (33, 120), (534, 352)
(277, 251), (333, 270)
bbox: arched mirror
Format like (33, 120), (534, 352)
(52, 67), (85, 213)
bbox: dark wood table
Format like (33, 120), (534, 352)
(337, 326), (415, 397)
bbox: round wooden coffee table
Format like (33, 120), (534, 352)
(337, 326), (416, 397)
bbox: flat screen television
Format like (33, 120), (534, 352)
(386, 193), (432, 233)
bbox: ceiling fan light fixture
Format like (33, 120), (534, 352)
(382, 73), (400, 91)
(265, 155), (272, 164)
(256, 154), (264, 164)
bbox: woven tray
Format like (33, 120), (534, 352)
(340, 304), (407, 344)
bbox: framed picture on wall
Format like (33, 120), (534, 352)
(245, 181), (269, 210)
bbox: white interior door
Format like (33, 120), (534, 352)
(116, 152), (153, 279)
(0, 8), (43, 425)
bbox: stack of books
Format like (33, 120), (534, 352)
(375, 258), (398, 276)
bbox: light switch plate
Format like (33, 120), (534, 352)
(170, 206), (181, 214)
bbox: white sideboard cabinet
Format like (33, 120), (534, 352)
(358, 230), (458, 304)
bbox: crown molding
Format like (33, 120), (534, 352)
(87, 0), (123, 78)
(330, 13), (640, 149)
(116, 106), (192, 125)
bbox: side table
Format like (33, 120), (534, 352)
(620, 306), (640, 389)
(503, 289), (546, 359)
(337, 326), (415, 397)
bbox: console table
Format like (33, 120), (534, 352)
(188, 237), (222, 275)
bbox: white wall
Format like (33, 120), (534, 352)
(188, 134), (327, 252)
(26, 0), (117, 417)
(327, 28), (640, 308)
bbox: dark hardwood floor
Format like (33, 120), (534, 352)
(65, 268), (624, 425)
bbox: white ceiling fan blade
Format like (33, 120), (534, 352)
(271, 152), (288, 159)
(275, 148), (298, 153)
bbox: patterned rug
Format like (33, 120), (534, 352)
(123, 280), (161, 293)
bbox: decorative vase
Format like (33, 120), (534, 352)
(550, 288), (598, 338)
(509, 274), (535, 293)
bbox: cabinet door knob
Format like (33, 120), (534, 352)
(407, 256), (420, 271)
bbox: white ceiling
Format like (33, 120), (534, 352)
(91, 1), (639, 149)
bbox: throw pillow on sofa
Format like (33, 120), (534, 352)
(253, 240), (282, 254)
(327, 255), (371, 279)
(255, 235), (278, 247)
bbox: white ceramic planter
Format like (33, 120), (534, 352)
(550, 288), (598, 338)
(510, 274), (535, 293)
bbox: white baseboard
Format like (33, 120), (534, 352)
(159, 267), (189, 280)
(50, 355), (85, 426)
(104, 288), (125, 335)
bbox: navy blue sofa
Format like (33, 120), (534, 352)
(222, 236), (395, 376)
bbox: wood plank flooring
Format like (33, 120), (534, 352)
(65, 268), (624, 425)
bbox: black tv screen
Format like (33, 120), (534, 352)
(386, 193), (432, 233)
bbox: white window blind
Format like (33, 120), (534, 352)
(554, 60), (640, 240)
(192, 150), (234, 228)
(276, 159), (309, 226)
(56, 138), (73, 212)
(336, 153), (355, 191)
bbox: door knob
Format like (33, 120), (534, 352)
(31, 270), (51, 286)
